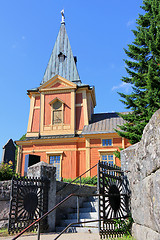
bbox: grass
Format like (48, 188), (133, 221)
(0, 228), (8, 237)
(0, 228), (37, 237)
(110, 236), (134, 240)
(0, 228), (134, 239)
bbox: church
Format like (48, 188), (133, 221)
(15, 11), (130, 180)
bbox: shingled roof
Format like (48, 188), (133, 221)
(82, 112), (126, 135)
(41, 21), (80, 85)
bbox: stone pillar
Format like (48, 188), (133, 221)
(27, 161), (56, 231)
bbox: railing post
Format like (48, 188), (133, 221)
(37, 221), (40, 240)
(80, 176), (81, 187)
(77, 196), (80, 223)
(97, 161), (100, 233)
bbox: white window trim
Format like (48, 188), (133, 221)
(98, 149), (116, 165)
(47, 151), (63, 178)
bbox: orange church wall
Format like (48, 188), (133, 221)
(77, 150), (86, 177)
(31, 109), (40, 132)
(90, 148), (100, 177)
(90, 139), (101, 146)
(113, 138), (122, 147)
(76, 106), (84, 130)
(34, 96), (40, 107)
(124, 138), (130, 148)
(20, 140), (86, 179)
(115, 157), (121, 167)
(76, 93), (83, 104)
(44, 93), (71, 125)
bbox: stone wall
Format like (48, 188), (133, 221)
(0, 163), (96, 231)
(121, 109), (160, 240)
(0, 180), (11, 228)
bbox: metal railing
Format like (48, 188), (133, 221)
(11, 164), (98, 240)
(56, 163), (98, 193)
(11, 193), (101, 240)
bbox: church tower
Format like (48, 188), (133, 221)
(16, 11), (130, 179)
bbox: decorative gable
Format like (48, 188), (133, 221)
(39, 75), (77, 92)
(51, 82), (66, 88)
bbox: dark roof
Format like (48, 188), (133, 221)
(41, 23), (80, 85)
(3, 139), (16, 149)
(82, 112), (126, 135)
(22, 134), (83, 141)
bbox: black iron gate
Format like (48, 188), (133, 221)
(98, 161), (130, 239)
(8, 176), (49, 234)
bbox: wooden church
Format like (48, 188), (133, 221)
(16, 11), (130, 180)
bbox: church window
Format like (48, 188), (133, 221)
(49, 155), (61, 180)
(102, 139), (112, 146)
(52, 100), (63, 124)
(101, 154), (114, 165)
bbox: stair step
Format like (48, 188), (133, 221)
(60, 218), (99, 227)
(87, 196), (98, 202)
(68, 212), (98, 219)
(56, 226), (99, 233)
(82, 201), (98, 209)
(79, 207), (97, 213)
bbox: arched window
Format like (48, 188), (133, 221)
(49, 97), (64, 125)
(52, 100), (62, 124)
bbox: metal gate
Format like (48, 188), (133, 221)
(98, 161), (130, 239)
(8, 176), (49, 234)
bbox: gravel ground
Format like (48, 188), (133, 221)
(0, 232), (100, 240)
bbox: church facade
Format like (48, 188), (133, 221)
(16, 14), (130, 179)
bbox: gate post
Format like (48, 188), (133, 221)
(27, 161), (56, 231)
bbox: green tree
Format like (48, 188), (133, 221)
(117, 0), (160, 144)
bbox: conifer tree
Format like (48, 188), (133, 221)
(117, 0), (160, 144)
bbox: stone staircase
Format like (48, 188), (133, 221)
(56, 196), (99, 233)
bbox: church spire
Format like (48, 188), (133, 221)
(41, 11), (81, 85)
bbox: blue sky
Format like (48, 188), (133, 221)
(0, 0), (143, 160)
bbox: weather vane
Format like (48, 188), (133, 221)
(61, 9), (65, 24)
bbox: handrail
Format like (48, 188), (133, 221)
(11, 192), (130, 240)
(57, 163), (98, 193)
(11, 193), (99, 240)
(54, 219), (104, 240)
(11, 193), (74, 240)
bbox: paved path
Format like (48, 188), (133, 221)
(0, 232), (100, 240)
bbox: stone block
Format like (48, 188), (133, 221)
(132, 223), (160, 240)
(28, 161), (56, 232)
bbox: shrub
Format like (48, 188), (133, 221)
(114, 216), (133, 236)
(63, 176), (97, 186)
(0, 162), (15, 181)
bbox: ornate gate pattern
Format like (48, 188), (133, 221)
(8, 176), (49, 234)
(98, 161), (130, 239)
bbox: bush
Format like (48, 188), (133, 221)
(63, 176), (97, 186)
(0, 162), (15, 181)
(114, 216), (133, 236)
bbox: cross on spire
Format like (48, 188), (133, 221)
(61, 9), (65, 24)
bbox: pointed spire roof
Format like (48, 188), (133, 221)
(41, 12), (81, 85)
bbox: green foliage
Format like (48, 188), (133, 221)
(0, 162), (14, 181)
(114, 216), (134, 236)
(117, 0), (160, 144)
(63, 176), (97, 186)
(114, 148), (124, 160)
(110, 236), (135, 240)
